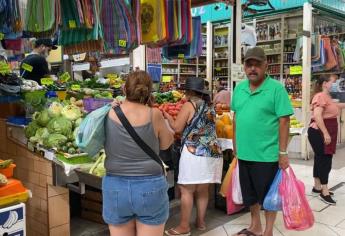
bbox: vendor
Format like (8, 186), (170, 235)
(20, 38), (57, 84)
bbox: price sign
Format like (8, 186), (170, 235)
(69, 20), (77, 29)
(59, 72), (71, 83)
(0, 33), (4, 40)
(215, 67), (222, 71)
(119, 40), (127, 48)
(290, 65), (302, 75)
(178, 54), (185, 59)
(21, 63), (33, 72)
(71, 84), (81, 91)
(0, 62), (10, 75)
(162, 76), (173, 83)
(41, 78), (54, 85)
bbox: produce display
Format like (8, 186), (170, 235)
(25, 101), (84, 155)
(153, 90), (183, 104)
(216, 113), (233, 139)
(215, 103), (230, 115)
(290, 116), (303, 128)
(89, 152), (106, 177)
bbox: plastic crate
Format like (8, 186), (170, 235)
(83, 98), (113, 113)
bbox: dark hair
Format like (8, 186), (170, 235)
(204, 80), (209, 87)
(311, 76), (330, 102)
(125, 70), (153, 105)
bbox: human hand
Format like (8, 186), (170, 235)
(111, 99), (122, 108)
(279, 154), (289, 170)
(323, 132), (331, 145)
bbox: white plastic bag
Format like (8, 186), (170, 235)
(232, 160), (243, 204)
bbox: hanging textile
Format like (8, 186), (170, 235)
(138, 0), (167, 46)
(25, 0), (59, 38)
(322, 36), (337, 71)
(162, 16), (202, 59)
(100, 0), (137, 54)
(59, 0), (103, 55)
(0, 0), (22, 39)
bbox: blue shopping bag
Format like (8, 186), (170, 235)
(75, 104), (111, 157)
(263, 169), (283, 211)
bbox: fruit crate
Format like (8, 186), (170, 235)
(83, 98), (113, 113)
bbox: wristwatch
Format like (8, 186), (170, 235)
(279, 151), (288, 155)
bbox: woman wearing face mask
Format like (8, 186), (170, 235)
(308, 74), (345, 205)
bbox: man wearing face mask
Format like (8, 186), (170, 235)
(20, 38), (57, 84)
(231, 47), (293, 236)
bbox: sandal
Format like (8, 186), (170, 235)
(165, 228), (191, 236)
(236, 228), (262, 236)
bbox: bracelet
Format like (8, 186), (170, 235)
(279, 151), (288, 155)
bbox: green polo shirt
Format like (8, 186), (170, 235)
(231, 76), (294, 162)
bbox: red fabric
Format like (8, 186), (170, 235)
(324, 118), (338, 155)
(4, 39), (22, 51)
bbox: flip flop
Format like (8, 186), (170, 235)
(194, 222), (207, 231)
(165, 228), (191, 236)
(236, 228), (262, 236)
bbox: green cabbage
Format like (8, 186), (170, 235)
(47, 117), (73, 136)
(33, 110), (50, 127)
(61, 105), (82, 121)
(48, 102), (63, 117)
(43, 133), (68, 149)
(25, 121), (40, 138)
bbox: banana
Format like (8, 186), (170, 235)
(3, 212), (12, 229)
(11, 211), (18, 226)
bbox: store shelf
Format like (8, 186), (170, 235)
(268, 63), (281, 65)
(214, 58), (229, 60)
(179, 63), (197, 66)
(284, 62), (301, 65)
(214, 45), (228, 49)
(199, 64), (207, 66)
(214, 67), (228, 69)
(285, 37), (298, 40)
(162, 72), (178, 75)
(180, 72), (197, 75)
(215, 76), (229, 79)
(265, 53), (281, 56)
(284, 52), (295, 54)
(162, 63), (178, 65)
(268, 73), (281, 76)
(257, 39), (282, 44)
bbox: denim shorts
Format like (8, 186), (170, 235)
(102, 174), (169, 226)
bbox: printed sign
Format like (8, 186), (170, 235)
(178, 54), (185, 59)
(71, 84), (81, 91)
(290, 65), (302, 75)
(40, 78), (54, 85)
(69, 20), (77, 29)
(21, 63), (33, 72)
(59, 72), (71, 83)
(119, 40), (127, 48)
(0, 62), (10, 75)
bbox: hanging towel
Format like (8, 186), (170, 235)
(323, 37), (337, 71)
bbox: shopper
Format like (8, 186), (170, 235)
(103, 71), (174, 236)
(164, 77), (223, 236)
(20, 38), (57, 84)
(213, 88), (231, 106)
(308, 75), (345, 205)
(231, 47), (293, 236)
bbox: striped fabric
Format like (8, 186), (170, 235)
(0, 0), (22, 39)
(25, 0), (57, 37)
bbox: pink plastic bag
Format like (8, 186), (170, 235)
(226, 159), (244, 215)
(279, 167), (314, 231)
(232, 160), (243, 204)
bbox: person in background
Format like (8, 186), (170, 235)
(103, 71), (174, 236)
(164, 77), (223, 236)
(308, 75), (345, 205)
(20, 38), (57, 84)
(213, 87), (231, 107)
(232, 47), (293, 236)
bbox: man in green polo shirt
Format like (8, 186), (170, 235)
(232, 47), (293, 236)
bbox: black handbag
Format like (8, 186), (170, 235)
(114, 106), (167, 175)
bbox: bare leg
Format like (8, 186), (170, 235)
(322, 184), (330, 195)
(166, 184), (196, 234)
(195, 184), (209, 230)
(136, 220), (165, 236)
(232, 204), (263, 236)
(109, 220), (136, 236)
(263, 211), (277, 236)
(314, 177), (321, 190)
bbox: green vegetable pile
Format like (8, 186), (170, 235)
(25, 101), (84, 155)
(153, 91), (178, 104)
(89, 151), (106, 177)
